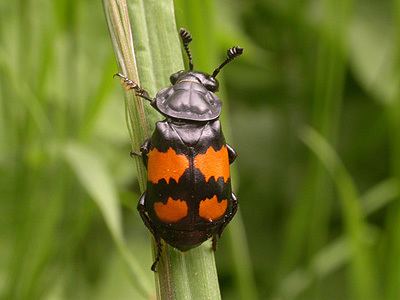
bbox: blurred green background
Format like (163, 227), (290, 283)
(1, 0), (400, 299)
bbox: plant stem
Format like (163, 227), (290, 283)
(103, 0), (222, 299)
(383, 1), (400, 298)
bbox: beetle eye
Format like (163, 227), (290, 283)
(204, 77), (219, 92)
(170, 70), (184, 84)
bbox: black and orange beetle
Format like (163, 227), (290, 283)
(116, 28), (243, 271)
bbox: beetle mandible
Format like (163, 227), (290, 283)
(116, 28), (243, 271)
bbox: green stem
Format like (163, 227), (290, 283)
(384, 1), (400, 298)
(280, 0), (351, 278)
(300, 127), (378, 300)
(103, 0), (221, 299)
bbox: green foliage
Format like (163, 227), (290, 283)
(64, 142), (152, 297)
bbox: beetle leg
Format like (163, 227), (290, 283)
(226, 144), (237, 164)
(218, 192), (238, 237)
(140, 139), (151, 167)
(114, 73), (154, 102)
(151, 237), (163, 272)
(210, 193), (238, 252)
(137, 192), (156, 236)
(140, 139), (151, 154)
(130, 149), (148, 169)
(130, 150), (141, 157)
(137, 192), (163, 272)
(212, 234), (218, 251)
(129, 139), (151, 167)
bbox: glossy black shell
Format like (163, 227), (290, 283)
(144, 119), (233, 250)
(153, 72), (222, 121)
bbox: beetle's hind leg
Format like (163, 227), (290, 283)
(226, 144), (237, 164)
(151, 237), (163, 272)
(211, 234), (218, 251)
(218, 193), (238, 237)
(137, 192), (163, 272)
(219, 193), (239, 230)
(211, 193), (238, 251)
(114, 73), (153, 102)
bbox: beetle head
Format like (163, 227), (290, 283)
(155, 71), (222, 121)
(173, 28), (242, 92)
(170, 70), (219, 92)
(152, 29), (243, 122)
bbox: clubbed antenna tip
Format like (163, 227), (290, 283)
(179, 28), (194, 70)
(179, 28), (192, 44)
(228, 46), (243, 58)
(212, 46), (243, 78)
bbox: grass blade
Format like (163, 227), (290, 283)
(64, 142), (152, 298)
(103, 0), (222, 298)
(275, 177), (398, 299)
(280, 0), (353, 280)
(300, 126), (378, 300)
(382, 1), (400, 299)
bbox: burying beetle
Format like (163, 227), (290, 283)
(116, 28), (243, 271)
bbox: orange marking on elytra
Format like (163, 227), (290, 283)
(194, 146), (230, 182)
(199, 195), (228, 221)
(147, 147), (189, 184)
(154, 197), (188, 223)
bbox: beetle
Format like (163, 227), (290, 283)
(116, 28), (243, 271)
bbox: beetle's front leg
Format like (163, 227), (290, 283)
(226, 144), (237, 164)
(114, 73), (154, 102)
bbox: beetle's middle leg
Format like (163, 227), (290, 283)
(130, 139), (151, 168)
(114, 73), (153, 102)
(137, 192), (163, 271)
(139, 139), (151, 167)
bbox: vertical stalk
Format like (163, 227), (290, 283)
(281, 0), (351, 275)
(384, 1), (400, 298)
(103, 0), (221, 299)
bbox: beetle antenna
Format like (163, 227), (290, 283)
(179, 28), (194, 71)
(212, 46), (243, 78)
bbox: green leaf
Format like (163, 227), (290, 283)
(276, 177), (398, 299)
(64, 142), (152, 298)
(349, 0), (398, 104)
(300, 126), (378, 300)
(64, 143), (122, 241)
